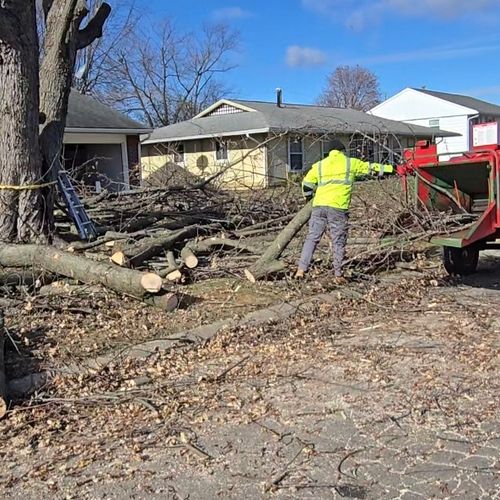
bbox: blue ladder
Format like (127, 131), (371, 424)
(57, 170), (98, 240)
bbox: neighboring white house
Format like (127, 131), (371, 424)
(370, 88), (500, 160)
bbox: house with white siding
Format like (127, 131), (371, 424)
(370, 88), (500, 160)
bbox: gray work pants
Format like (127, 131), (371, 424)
(298, 206), (348, 276)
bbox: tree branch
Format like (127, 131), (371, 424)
(76, 2), (111, 50)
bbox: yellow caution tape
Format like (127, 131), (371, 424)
(0, 181), (56, 191)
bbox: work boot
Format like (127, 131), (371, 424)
(294, 269), (305, 279)
(333, 276), (348, 286)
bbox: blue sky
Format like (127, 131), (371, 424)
(146, 0), (500, 105)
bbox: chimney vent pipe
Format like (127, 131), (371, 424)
(276, 88), (283, 108)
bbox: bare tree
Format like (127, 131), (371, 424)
(318, 65), (381, 112)
(98, 21), (239, 127)
(0, 0), (111, 243)
(73, 1), (138, 94)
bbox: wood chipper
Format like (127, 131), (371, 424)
(398, 122), (500, 275)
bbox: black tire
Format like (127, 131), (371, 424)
(443, 245), (479, 275)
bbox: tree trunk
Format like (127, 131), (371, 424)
(39, 0), (111, 233)
(244, 203), (312, 282)
(0, 310), (7, 418)
(0, 243), (178, 310)
(0, 1), (46, 243)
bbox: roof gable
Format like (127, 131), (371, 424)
(371, 87), (477, 120)
(194, 99), (257, 118)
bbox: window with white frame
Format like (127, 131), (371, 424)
(215, 140), (228, 161)
(289, 137), (303, 171)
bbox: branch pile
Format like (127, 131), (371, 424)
(2, 180), (477, 312)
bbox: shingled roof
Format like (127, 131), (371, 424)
(66, 90), (150, 132)
(143, 98), (457, 144)
(413, 88), (500, 117)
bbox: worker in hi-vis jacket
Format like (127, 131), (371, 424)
(295, 140), (394, 283)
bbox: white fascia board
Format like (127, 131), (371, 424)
(193, 99), (258, 119)
(65, 127), (153, 134)
(141, 128), (270, 145)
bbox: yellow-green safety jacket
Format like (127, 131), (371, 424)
(302, 150), (394, 210)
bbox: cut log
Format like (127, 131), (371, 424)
(0, 244), (175, 310)
(179, 237), (260, 271)
(244, 260), (286, 283)
(166, 251), (177, 269)
(115, 225), (204, 268)
(143, 292), (178, 312)
(244, 203), (312, 282)
(110, 250), (128, 267)
(0, 310), (7, 418)
(140, 273), (163, 293)
(181, 247), (199, 269)
(166, 269), (183, 282)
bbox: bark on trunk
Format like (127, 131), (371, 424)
(0, 2), (46, 242)
(0, 243), (177, 310)
(0, 310), (7, 418)
(39, 1), (111, 233)
(244, 203), (312, 282)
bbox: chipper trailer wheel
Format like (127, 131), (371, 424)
(443, 245), (479, 276)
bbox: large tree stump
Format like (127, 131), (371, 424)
(0, 244), (176, 310)
(244, 203), (312, 282)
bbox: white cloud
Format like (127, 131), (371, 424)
(286, 46), (327, 67)
(302, 0), (498, 28)
(212, 7), (253, 21)
(355, 42), (500, 65)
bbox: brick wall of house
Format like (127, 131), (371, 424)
(126, 135), (141, 187)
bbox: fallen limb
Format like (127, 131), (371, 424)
(245, 202), (312, 282)
(112, 225), (204, 268)
(181, 237), (260, 270)
(0, 244), (174, 309)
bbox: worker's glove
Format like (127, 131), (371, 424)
(302, 183), (316, 201)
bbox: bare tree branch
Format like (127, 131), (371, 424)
(318, 65), (381, 112)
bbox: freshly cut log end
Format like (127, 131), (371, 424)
(166, 269), (183, 282)
(140, 273), (163, 293)
(111, 251), (128, 267)
(181, 247), (199, 269)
